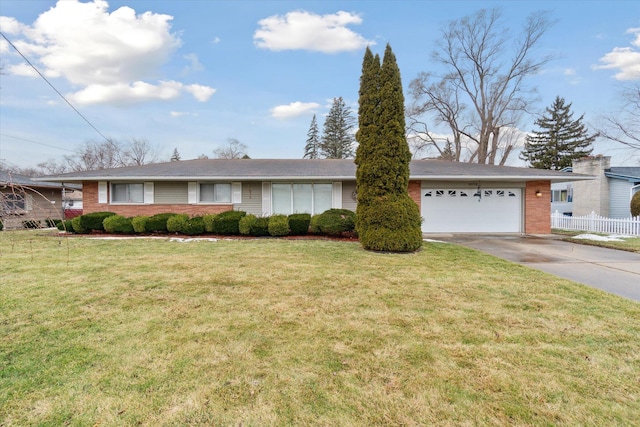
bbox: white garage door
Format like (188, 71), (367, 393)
(421, 188), (522, 233)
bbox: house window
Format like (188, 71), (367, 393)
(199, 183), (231, 203)
(111, 183), (144, 203)
(552, 189), (569, 202)
(2, 193), (26, 212)
(272, 183), (332, 215)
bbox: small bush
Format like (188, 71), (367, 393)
(145, 213), (175, 233)
(131, 216), (149, 234)
(203, 214), (217, 233)
(22, 219), (41, 229)
(212, 210), (246, 235)
(288, 213), (311, 235)
(239, 214), (256, 235)
(313, 209), (356, 236)
(167, 214), (189, 233)
(357, 196), (422, 252)
(631, 191), (640, 217)
(57, 219), (73, 232)
(45, 218), (58, 228)
(103, 215), (134, 234)
(78, 211), (116, 232)
(309, 215), (321, 234)
(0, 219), (4, 231)
(268, 214), (290, 237)
(71, 216), (88, 234)
(183, 216), (205, 236)
(252, 217), (270, 236)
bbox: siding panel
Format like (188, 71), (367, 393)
(240, 182), (263, 215)
(609, 179), (632, 218)
(155, 182), (188, 204)
(341, 181), (357, 212)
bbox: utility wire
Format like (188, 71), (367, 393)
(0, 133), (79, 153)
(0, 30), (112, 145)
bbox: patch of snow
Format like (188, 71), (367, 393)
(571, 234), (632, 242)
(169, 237), (219, 243)
(423, 238), (447, 243)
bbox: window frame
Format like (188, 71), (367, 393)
(110, 183), (144, 204)
(271, 182), (333, 215)
(198, 182), (232, 204)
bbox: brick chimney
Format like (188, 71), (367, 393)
(571, 155), (610, 217)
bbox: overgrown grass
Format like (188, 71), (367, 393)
(553, 228), (640, 253)
(1, 231), (639, 426)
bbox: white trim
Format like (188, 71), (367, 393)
(332, 182), (342, 209)
(98, 181), (108, 203)
(262, 182), (272, 215)
(232, 182), (242, 204)
(144, 182), (154, 204)
(188, 182), (197, 204)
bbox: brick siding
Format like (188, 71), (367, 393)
(524, 181), (551, 234)
(409, 180), (421, 208)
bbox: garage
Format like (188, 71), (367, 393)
(421, 187), (522, 233)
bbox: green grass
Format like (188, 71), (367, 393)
(552, 229), (640, 253)
(1, 230), (639, 426)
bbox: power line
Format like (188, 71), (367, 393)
(0, 133), (79, 153)
(0, 30), (112, 145)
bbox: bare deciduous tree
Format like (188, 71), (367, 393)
(408, 8), (554, 164)
(596, 83), (640, 151)
(213, 138), (249, 159)
(123, 138), (160, 166)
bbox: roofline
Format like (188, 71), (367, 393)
(604, 172), (640, 182)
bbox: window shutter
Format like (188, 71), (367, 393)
(232, 182), (242, 204)
(98, 182), (108, 203)
(262, 182), (272, 215)
(144, 182), (154, 204)
(188, 182), (197, 204)
(332, 182), (342, 209)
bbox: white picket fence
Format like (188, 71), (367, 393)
(551, 211), (640, 236)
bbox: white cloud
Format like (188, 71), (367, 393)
(182, 53), (204, 74)
(170, 111), (191, 117)
(594, 28), (640, 81)
(254, 10), (374, 53)
(2, 0), (216, 105)
(271, 101), (320, 119)
(184, 84), (216, 102)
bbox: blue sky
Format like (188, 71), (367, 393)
(1, 0), (639, 169)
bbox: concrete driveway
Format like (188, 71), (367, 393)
(430, 234), (640, 302)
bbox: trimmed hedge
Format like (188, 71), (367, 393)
(71, 216), (87, 234)
(183, 216), (205, 236)
(357, 196), (422, 252)
(212, 210), (246, 235)
(312, 209), (356, 236)
(239, 214), (256, 235)
(103, 215), (134, 234)
(203, 214), (217, 233)
(167, 214), (189, 233)
(145, 213), (175, 233)
(631, 191), (640, 217)
(252, 217), (270, 236)
(268, 214), (289, 236)
(131, 216), (148, 233)
(57, 219), (74, 232)
(288, 213), (311, 235)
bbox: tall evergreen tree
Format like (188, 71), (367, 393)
(320, 97), (355, 159)
(520, 96), (595, 170)
(303, 114), (320, 159)
(170, 147), (181, 162)
(355, 44), (422, 252)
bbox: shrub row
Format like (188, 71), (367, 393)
(60, 209), (357, 238)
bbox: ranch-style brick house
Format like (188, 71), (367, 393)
(38, 159), (592, 234)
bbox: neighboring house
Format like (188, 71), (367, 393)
(1, 171), (79, 228)
(38, 159), (590, 234)
(551, 156), (640, 218)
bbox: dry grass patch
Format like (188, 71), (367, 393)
(1, 231), (639, 426)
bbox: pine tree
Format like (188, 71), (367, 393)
(170, 147), (181, 162)
(303, 114), (320, 159)
(355, 44), (422, 252)
(520, 96), (595, 170)
(320, 97), (355, 159)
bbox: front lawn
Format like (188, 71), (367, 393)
(1, 231), (639, 426)
(553, 228), (640, 253)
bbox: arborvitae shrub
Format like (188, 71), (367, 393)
(288, 213), (311, 235)
(212, 210), (246, 235)
(631, 191), (640, 217)
(167, 214), (189, 233)
(314, 209), (356, 236)
(78, 211), (115, 232)
(268, 214), (290, 236)
(145, 213), (175, 233)
(203, 214), (217, 233)
(252, 217), (270, 236)
(357, 196), (422, 252)
(183, 216), (205, 235)
(131, 216), (148, 233)
(239, 214), (256, 235)
(22, 219), (40, 229)
(71, 216), (87, 233)
(103, 215), (134, 234)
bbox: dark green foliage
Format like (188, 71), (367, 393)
(320, 97), (356, 158)
(145, 213), (175, 233)
(309, 215), (321, 234)
(45, 218), (58, 228)
(57, 219), (73, 232)
(203, 214), (217, 233)
(357, 196), (423, 252)
(22, 219), (40, 229)
(288, 213), (311, 235)
(103, 215), (134, 234)
(355, 44), (422, 252)
(167, 214), (189, 233)
(631, 192), (640, 217)
(313, 209), (356, 236)
(0, 219), (3, 231)
(131, 216), (148, 233)
(212, 210), (246, 235)
(520, 96), (595, 170)
(183, 216), (205, 235)
(268, 214), (290, 236)
(238, 214), (256, 235)
(252, 217), (270, 236)
(71, 216), (87, 234)
(77, 211), (115, 232)
(303, 114), (320, 159)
